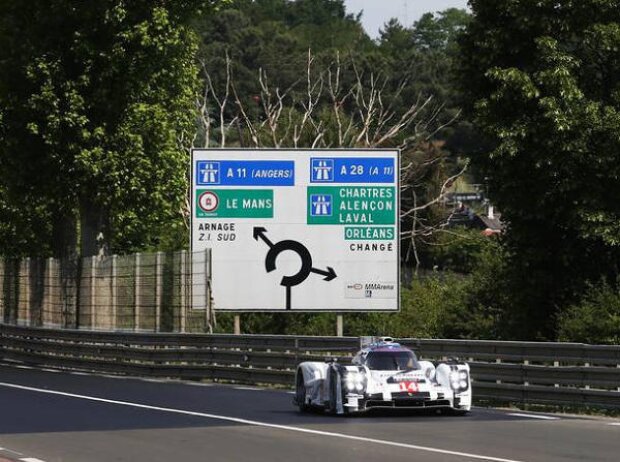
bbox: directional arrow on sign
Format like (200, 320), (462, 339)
(265, 240), (313, 287)
(253, 226), (337, 309)
(253, 226), (273, 247)
(310, 266), (337, 281)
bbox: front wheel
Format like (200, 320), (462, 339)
(328, 370), (339, 414)
(296, 374), (309, 412)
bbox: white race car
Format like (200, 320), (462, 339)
(293, 337), (471, 415)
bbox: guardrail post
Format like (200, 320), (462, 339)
(495, 358), (501, 384)
(584, 362), (590, 390)
(134, 253), (140, 331)
(155, 251), (163, 332)
(90, 256), (96, 329)
(234, 315), (241, 335)
(553, 360), (560, 387)
(523, 359), (529, 386)
(111, 255), (118, 331)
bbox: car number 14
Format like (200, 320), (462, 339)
(399, 381), (418, 393)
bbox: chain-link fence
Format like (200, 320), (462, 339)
(0, 250), (213, 332)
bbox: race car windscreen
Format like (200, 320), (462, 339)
(365, 351), (419, 371)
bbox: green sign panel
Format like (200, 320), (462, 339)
(344, 226), (395, 240)
(307, 186), (395, 225)
(196, 189), (273, 218)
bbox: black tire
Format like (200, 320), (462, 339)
(327, 369), (340, 415)
(296, 373), (310, 412)
(450, 409), (470, 416)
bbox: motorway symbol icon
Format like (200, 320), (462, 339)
(310, 194), (332, 216)
(253, 227), (336, 309)
(311, 159), (334, 182)
(198, 161), (221, 184)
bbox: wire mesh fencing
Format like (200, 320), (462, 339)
(0, 250), (213, 332)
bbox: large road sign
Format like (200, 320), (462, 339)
(191, 149), (400, 311)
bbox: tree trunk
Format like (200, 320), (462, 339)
(80, 200), (108, 257)
(52, 211), (79, 328)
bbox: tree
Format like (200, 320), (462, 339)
(0, 1), (223, 258)
(412, 8), (471, 52)
(378, 10), (475, 157)
(194, 0), (374, 118)
(459, 0), (620, 339)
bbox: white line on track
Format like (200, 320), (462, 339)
(1, 441), (46, 461)
(609, 423), (620, 426)
(233, 386), (263, 391)
(507, 413), (559, 420)
(0, 381), (525, 462)
(0, 446), (23, 455)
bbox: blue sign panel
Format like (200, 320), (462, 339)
(310, 194), (333, 217)
(196, 160), (294, 186)
(310, 157), (395, 183)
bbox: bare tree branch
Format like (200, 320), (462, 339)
(197, 49), (467, 272)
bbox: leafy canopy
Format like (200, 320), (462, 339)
(459, 0), (620, 339)
(0, 1), (223, 256)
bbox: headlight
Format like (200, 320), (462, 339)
(344, 372), (365, 392)
(449, 370), (469, 392)
(449, 371), (460, 388)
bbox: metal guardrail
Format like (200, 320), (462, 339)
(1, 324), (619, 409)
(404, 339), (620, 366)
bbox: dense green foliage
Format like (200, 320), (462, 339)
(0, 1), (222, 257)
(422, 227), (496, 274)
(378, 9), (476, 155)
(558, 279), (620, 345)
(196, 1), (472, 151)
(194, 0), (372, 122)
(459, 0), (620, 339)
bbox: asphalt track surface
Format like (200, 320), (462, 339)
(0, 363), (618, 462)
